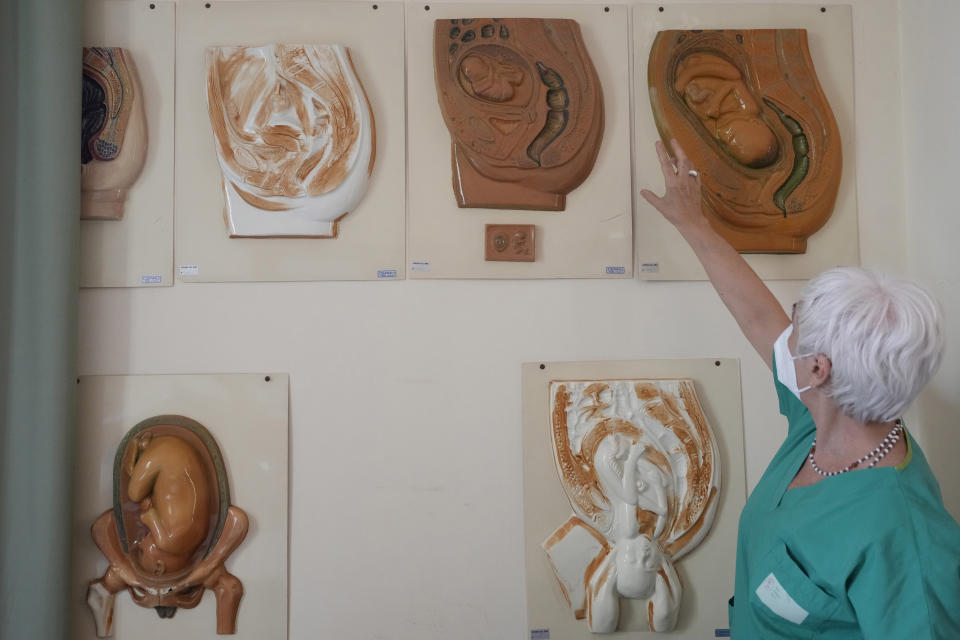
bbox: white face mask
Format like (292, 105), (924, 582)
(773, 324), (814, 396)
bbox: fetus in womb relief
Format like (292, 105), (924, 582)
(206, 44), (375, 238)
(81, 47), (147, 220)
(85, 416), (249, 636)
(649, 30), (842, 253)
(543, 379), (721, 632)
(433, 18), (604, 211)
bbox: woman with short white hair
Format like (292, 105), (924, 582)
(641, 139), (960, 638)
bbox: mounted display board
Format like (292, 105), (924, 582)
(523, 359), (746, 638)
(71, 373), (289, 640)
(175, 1), (405, 282)
(81, 0), (175, 288)
(406, 3), (633, 279)
(633, 4), (859, 280)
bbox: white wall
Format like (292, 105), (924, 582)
(901, 0), (960, 516)
(77, 1), (925, 638)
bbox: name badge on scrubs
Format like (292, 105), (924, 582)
(755, 573), (809, 624)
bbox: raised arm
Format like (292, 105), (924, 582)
(640, 139), (789, 366)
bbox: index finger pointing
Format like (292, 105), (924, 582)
(655, 140), (678, 180)
(670, 138), (690, 169)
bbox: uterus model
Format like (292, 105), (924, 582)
(648, 30), (842, 253)
(81, 47), (147, 220)
(86, 416), (249, 636)
(433, 18), (604, 211)
(544, 380), (721, 632)
(206, 44), (375, 238)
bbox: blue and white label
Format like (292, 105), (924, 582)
(756, 573), (808, 624)
(140, 274), (162, 284)
(377, 269), (398, 279)
(530, 629), (549, 640)
(605, 265), (626, 275)
(178, 264), (199, 276)
(715, 629), (731, 637)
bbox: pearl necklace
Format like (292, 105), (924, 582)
(808, 419), (904, 477)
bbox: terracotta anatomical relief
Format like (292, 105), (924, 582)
(81, 47), (147, 220)
(206, 44), (375, 238)
(544, 380), (721, 632)
(649, 30), (842, 253)
(86, 415), (249, 636)
(434, 19), (604, 211)
(485, 223), (535, 261)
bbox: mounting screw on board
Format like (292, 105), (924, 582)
(205, 2), (211, 8)
(149, 3), (155, 8)
(715, 361), (721, 367)
(264, 375), (271, 382)
(372, 3), (378, 9)
(659, 6), (665, 12)
(539, 364), (546, 370)
(424, 4), (430, 10)
(820, 6), (827, 12)
(604, 6), (610, 12)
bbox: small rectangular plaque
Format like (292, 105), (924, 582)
(485, 224), (536, 262)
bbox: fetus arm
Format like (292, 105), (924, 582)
(127, 455), (160, 502)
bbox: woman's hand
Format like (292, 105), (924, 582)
(640, 139), (707, 232)
(638, 138), (789, 365)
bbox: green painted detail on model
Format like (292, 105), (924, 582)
(763, 97), (809, 216)
(527, 62), (570, 166)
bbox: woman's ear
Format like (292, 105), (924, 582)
(809, 354), (832, 388)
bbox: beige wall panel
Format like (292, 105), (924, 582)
(71, 373), (289, 640)
(175, 1), (405, 282)
(81, 1), (175, 288)
(634, 4), (859, 280)
(406, 3), (633, 279)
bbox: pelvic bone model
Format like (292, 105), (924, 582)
(206, 44), (375, 238)
(81, 47), (147, 220)
(544, 380), (721, 632)
(86, 415), (249, 636)
(649, 30), (842, 253)
(433, 18), (604, 210)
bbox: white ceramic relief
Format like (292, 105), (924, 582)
(544, 379), (721, 632)
(206, 44), (375, 238)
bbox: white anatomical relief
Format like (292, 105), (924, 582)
(544, 379), (721, 632)
(206, 44), (375, 238)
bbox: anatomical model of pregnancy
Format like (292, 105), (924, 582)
(544, 379), (721, 632)
(433, 18), (604, 211)
(86, 415), (248, 636)
(648, 30), (842, 253)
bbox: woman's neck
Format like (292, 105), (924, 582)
(805, 393), (905, 471)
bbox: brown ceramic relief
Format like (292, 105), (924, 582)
(434, 18), (604, 211)
(649, 30), (842, 253)
(81, 47), (147, 220)
(206, 44), (376, 237)
(543, 379), (721, 632)
(86, 415), (249, 636)
(485, 224), (535, 261)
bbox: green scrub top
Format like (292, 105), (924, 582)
(730, 359), (960, 638)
